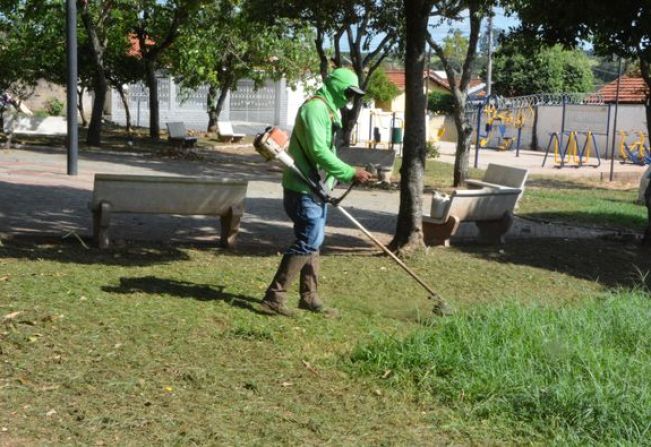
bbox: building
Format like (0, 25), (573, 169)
(379, 69), (485, 112)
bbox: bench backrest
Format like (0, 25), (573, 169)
(338, 147), (396, 169)
(434, 188), (521, 223)
(92, 174), (248, 215)
(166, 122), (187, 139)
(217, 121), (235, 136)
(483, 163), (529, 189)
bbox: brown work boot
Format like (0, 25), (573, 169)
(260, 254), (309, 317)
(298, 254), (339, 318)
(259, 300), (296, 317)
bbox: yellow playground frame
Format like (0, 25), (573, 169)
(618, 131), (650, 165)
(478, 103), (534, 151)
(542, 130), (602, 168)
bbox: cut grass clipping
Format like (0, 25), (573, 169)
(349, 292), (651, 444)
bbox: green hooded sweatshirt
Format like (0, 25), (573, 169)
(281, 68), (359, 194)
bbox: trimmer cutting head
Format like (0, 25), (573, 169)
(431, 298), (454, 316)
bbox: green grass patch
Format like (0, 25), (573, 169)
(1, 238), (649, 444)
(349, 293), (651, 444)
(519, 178), (645, 231)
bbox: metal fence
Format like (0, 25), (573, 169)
(110, 76), (283, 132)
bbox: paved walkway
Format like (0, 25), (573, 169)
(0, 143), (627, 253)
(436, 141), (647, 181)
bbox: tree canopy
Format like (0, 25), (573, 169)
(493, 41), (594, 96)
(364, 67), (400, 105)
(0, 0), (65, 98)
(170, 1), (316, 132)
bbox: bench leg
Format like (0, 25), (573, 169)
(422, 215), (460, 247)
(220, 204), (244, 248)
(93, 201), (112, 249)
(476, 211), (514, 244)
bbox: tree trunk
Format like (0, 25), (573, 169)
(77, 86), (88, 127)
(87, 76), (107, 146)
(207, 85), (218, 133)
(428, 5), (481, 186)
(531, 105), (539, 150)
(4, 107), (16, 149)
(80, 4), (108, 146)
(451, 88), (472, 186)
(145, 59), (159, 139)
(207, 85), (230, 133)
(115, 83), (131, 134)
(341, 96), (364, 146)
(315, 28), (329, 81)
(639, 59), (651, 247)
(389, 0), (430, 252)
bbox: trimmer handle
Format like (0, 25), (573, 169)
(328, 181), (357, 207)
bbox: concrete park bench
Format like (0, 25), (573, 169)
(166, 122), (197, 148)
(89, 174), (248, 249)
(465, 163), (529, 206)
(422, 187), (522, 246)
(338, 146), (396, 182)
(216, 122), (245, 143)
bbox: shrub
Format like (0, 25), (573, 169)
(349, 293), (651, 444)
(365, 68), (401, 105)
(45, 98), (64, 116)
(425, 141), (440, 159)
(427, 91), (455, 115)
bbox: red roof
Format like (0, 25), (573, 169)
(384, 68), (484, 93)
(598, 76), (649, 104)
(384, 69), (439, 90)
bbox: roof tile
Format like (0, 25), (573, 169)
(598, 76), (649, 103)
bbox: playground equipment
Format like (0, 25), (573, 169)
(476, 99), (534, 153)
(579, 131), (601, 167)
(535, 95), (609, 169)
(542, 130), (602, 168)
(618, 131), (651, 165)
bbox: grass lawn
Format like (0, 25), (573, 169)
(1, 237), (650, 445)
(419, 159), (647, 233)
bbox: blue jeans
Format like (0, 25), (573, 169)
(283, 189), (327, 255)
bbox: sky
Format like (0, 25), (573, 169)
(427, 7), (521, 43)
(338, 7), (521, 53)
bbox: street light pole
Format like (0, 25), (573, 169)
(486, 12), (493, 97)
(609, 58), (623, 182)
(66, 0), (78, 176)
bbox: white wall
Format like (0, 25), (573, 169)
(284, 82), (309, 130)
(354, 108), (407, 148)
(534, 104), (647, 156)
(109, 77), (293, 133)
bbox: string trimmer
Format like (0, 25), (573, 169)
(253, 127), (450, 315)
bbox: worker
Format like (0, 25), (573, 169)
(260, 68), (373, 317)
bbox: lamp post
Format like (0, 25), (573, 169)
(66, 0), (78, 175)
(609, 58), (623, 182)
